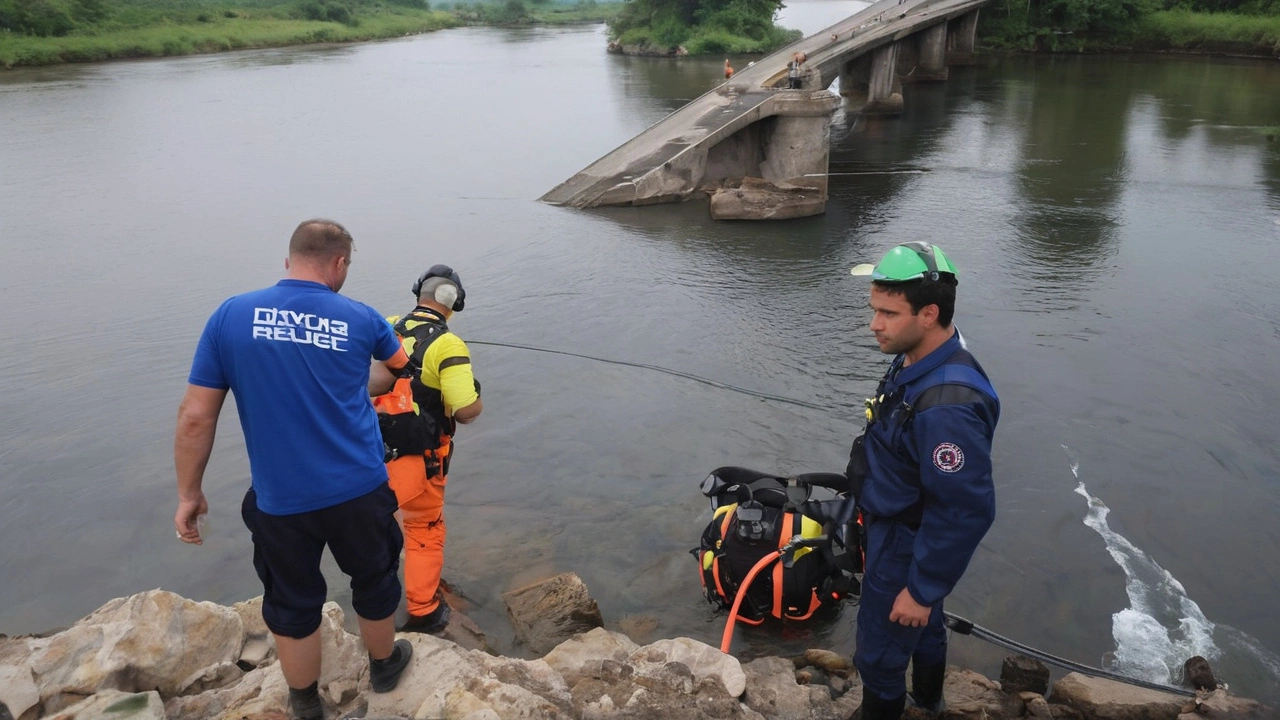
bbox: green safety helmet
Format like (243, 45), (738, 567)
(850, 242), (958, 283)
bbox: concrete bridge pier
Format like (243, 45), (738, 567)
(910, 23), (949, 82)
(946, 10), (980, 66)
(708, 92), (841, 220)
(839, 43), (903, 116)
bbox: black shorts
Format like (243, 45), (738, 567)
(241, 483), (403, 638)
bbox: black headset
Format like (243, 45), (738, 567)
(411, 264), (466, 312)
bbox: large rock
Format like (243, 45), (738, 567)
(315, 602), (367, 696)
(566, 660), (754, 720)
(163, 663), (288, 719)
(1184, 688), (1273, 719)
(543, 628), (640, 685)
(163, 600), (364, 719)
(628, 637), (746, 697)
(1047, 673), (1186, 720)
(0, 637), (39, 720)
(365, 633), (573, 719)
(503, 573), (604, 656)
(742, 656), (862, 720)
(25, 590), (242, 712)
(45, 690), (165, 720)
(232, 596), (276, 669)
(1002, 655), (1050, 695)
(939, 667), (1025, 720)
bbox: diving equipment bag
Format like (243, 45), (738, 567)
(693, 466), (863, 624)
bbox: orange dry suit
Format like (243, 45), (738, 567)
(373, 307), (477, 616)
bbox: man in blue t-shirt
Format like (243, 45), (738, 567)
(174, 219), (415, 719)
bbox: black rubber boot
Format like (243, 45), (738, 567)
(908, 662), (947, 714)
(399, 596), (451, 635)
(369, 638), (414, 693)
(288, 681), (324, 720)
(853, 691), (906, 720)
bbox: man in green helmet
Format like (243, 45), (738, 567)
(844, 242), (1000, 719)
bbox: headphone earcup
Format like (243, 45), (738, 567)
(434, 283), (459, 310)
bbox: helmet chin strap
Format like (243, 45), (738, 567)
(900, 241), (941, 280)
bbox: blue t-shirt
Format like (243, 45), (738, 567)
(188, 279), (402, 515)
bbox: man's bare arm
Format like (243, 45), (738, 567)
(453, 396), (483, 424)
(174, 384), (228, 544)
(369, 348), (410, 396)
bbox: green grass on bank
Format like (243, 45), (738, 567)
(0, 10), (456, 67)
(1136, 9), (1280, 54)
(0, 0), (620, 68)
(976, 0), (1280, 56)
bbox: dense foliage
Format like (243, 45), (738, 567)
(0, 0), (606, 37)
(978, 0), (1280, 51)
(0, 0), (618, 67)
(608, 0), (800, 53)
(0, 0), (106, 36)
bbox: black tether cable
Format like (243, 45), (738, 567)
(468, 340), (829, 411)
(943, 612), (1195, 697)
(469, 339), (1197, 699)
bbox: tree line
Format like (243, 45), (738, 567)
(980, 0), (1279, 50)
(607, 0), (798, 53)
(0, 0), (434, 36)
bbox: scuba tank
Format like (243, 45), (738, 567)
(692, 466), (864, 624)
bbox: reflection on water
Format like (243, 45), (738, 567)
(1, 8), (1279, 703)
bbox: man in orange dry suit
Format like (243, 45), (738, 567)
(369, 264), (483, 634)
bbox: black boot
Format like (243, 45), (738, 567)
(369, 638), (414, 693)
(853, 691), (906, 720)
(288, 681), (324, 720)
(908, 662), (947, 714)
(399, 599), (451, 635)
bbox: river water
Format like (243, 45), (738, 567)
(2, 1), (1279, 702)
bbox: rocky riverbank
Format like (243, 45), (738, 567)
(0, 576), (1272, 720)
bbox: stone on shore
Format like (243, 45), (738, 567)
(1002, 654), (1051, 695)
(45, 690), (164, 720)
(1048, 673), (1187, 719)
(24, 589), (243, 713)
(365, 632), (574, 719)
(4, 584), (1276, 720)
(742, 655), (863, 719)
(0, 636), (40, 720)
(503, 572), (604, 655)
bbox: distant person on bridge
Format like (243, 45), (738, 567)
(843, 243), (1000, 719)
(369, 265), (483, 636)
(724, 59), (734, 79)
(788, 52), (807, 89)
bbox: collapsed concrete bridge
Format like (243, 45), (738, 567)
(539, 0), (987, 219)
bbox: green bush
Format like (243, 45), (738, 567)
(979, 0), (1160, 49)
(608, 0), (791, 53)
(1, 0), (77, 36)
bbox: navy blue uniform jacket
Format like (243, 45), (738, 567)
(858, 330), (999, 607)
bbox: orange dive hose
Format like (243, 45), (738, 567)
(719, 550), (782, 653)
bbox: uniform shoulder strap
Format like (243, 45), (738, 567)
(907, 350), (998, 416)
(395, 310), (450, 370)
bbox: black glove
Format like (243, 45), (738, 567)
(473, 378), (481, 397)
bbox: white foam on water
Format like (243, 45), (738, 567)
(1064, 445), (1220, 684)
